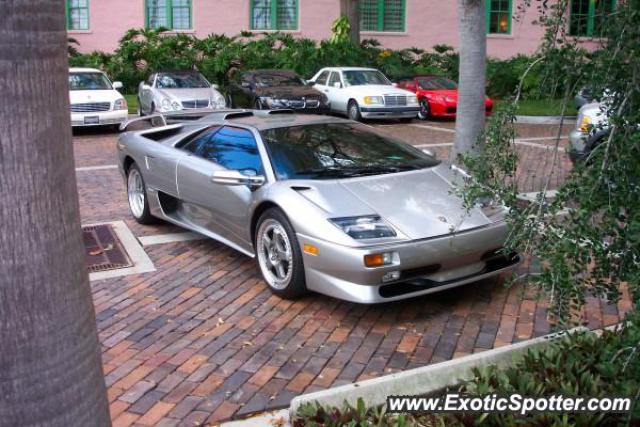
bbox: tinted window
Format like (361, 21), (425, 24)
(193, 127), (263, 174)
(328, 72), (342, 87)
(418, 77), (457, 90)
(255, 72), (305, 87)
(343, 70), (391, 86)
(180, 127), (221, 152)
(315, 70), (330, 85)
(156, 72), (210, 89)
(261, 123), (439, 180)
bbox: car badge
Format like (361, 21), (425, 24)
(438, 215), (448, 223)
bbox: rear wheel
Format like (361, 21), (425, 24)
(348, 100), (362, 121)
(226, 94), (234, 108)
(255, 208), (307, 299)
(127, 163), (155, 224)
(417, 99), (430, 120)
(254, 99), (263, 110)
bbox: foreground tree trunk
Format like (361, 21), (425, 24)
(340, 0), (360, 45)
(451, 0), (487, 160)
(0, 2), (110, 426)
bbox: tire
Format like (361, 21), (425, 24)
(137, 97), (144, 116)
(417, 99), (430, 120)
(126, 163), (155, 224)
(348, 100), (362, 121)
(226, 94), (234, 109)
(254, 99), (263, 110)
(255, 208), (307, 299)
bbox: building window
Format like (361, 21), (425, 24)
(486, 0), (511, 34)
(66, 0), (89, 30)
(146, 0), (192, 30)
(360, 0), (406, 32)
(250, 0), (298, 31)
(569, 0), (615, 37)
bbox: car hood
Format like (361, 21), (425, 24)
(292, 164), (493, 240)
(255, 85), (324, 99)
(70, 89), (123, 104)
(344, 84), (416, 97)
(157, 87), (221, 100)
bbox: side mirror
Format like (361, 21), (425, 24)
(241, 81), (251, 89)
(306, 80), (315, 86)
(211, 170), (265, 188)
(422, 148), (435, 158)
(113, 81), (123, 90)
(391, 82), (398, 87)
(211, 84), (219, 90)
(333, 82), (342, 89)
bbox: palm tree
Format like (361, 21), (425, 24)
(0, 2), (110, 426)
(451, 0), (487, 160)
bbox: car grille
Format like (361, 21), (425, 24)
(182, 99), (210, 109)
(70, 102), (111, 112)
(384, 95), (408, 106)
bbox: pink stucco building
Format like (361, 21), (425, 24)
(66, 0), (609, 59)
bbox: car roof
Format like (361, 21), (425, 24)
(320, 67), (379, 72)
(194, 110), (353, 131)
(69, 67), (103, 73)
(245, 69), (299, 76)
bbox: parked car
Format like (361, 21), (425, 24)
(137, 70), (226, 116)
(310, 67), (420, 121)
(118, 110), (520, 304)
(69, 67), (128, 129)
(569, 101), (610, 163)
(396, 75), (494, 120)
(226, 69), (330, 114)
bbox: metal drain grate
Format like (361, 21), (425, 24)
(83, 224), (133, 273)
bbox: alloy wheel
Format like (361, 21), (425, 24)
(256, 219), (293, 290)
(127, 168), (145, 219)
(418, 99), (429, 120)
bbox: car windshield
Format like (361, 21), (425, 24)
(156, 73), (209, 89)
(418, 77), (457, 90)
(343, 70), (391, 87)
(255, 73), (305, 87)
(261, 123), (440, 180)
(69, 72), (112, 91)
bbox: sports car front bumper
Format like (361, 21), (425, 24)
(298, 222), (520, 304)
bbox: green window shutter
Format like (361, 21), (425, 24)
(146, 0), (192, 30)
(360, 0), (405, 32)
(67, 0), (89, 30)
(250, 0), (298, 30)
(486, 0), (511, 34)
(171, 0), (192, 29)
(147, 0), (169, 29)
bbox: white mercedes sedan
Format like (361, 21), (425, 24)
(69, 67), (128, 129)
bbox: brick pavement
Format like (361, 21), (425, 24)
(72, 120), (630, 426)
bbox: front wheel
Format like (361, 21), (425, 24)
(417, 99), (430, 120)
(226, 94), (234, 109)
(254, 99), (263, 110)
(348, 100), (362, 121)
(255, 208), (307, 299)
(127, 163), (155, 224)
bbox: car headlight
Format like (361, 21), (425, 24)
(437, 95), (455, 103)
(212, 94), (226, 109)
(161, 98), (172, 111)
(329, 215), (396, 239)
(171, 101), (181, 111)
(262, 97), (288, 108)
(114, 98), (128, 111)
(407, 96), (419, 106)
(579, 116), (591, 133)
(363, 96), (384, 106)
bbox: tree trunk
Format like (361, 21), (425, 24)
(0, 2), (110, 426)
(451, 0), (487, 161)
(340, 0), (360, 45)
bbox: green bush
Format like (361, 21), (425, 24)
(68, 29), (592, 100)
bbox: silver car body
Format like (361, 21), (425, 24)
(138, 71), (226, 116)
(117, 111), (520, 303)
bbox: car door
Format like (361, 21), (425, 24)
(176, 126), (264, 252)
(139, 74), (155, 114)
(312, 70), (332, 110)
(327, 71), (348, 113)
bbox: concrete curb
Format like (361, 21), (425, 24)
(288, 327), (588, 416)
(515, 115), (576, 124)
(220, 409), (289, 427)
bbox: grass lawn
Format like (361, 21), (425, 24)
(496, 99), (578, 116)
(124, 94), (138, 114)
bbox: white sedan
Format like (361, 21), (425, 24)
(69, 67), (128, 129)
(310, 67), (419, 121)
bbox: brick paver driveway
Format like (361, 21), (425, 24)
(73, 119), (631, 427)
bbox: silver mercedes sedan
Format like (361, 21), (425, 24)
(117, 111), (520, 303)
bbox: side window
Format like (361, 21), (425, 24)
(180, 127), (220, 153)
(315, 70), (330, 86)
(197, 127), (263, 174)
(328, 72), (342, 88)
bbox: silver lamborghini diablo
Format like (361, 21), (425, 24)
(117, 110), (520, 303)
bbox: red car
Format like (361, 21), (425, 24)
(396, 76), (493, 120)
